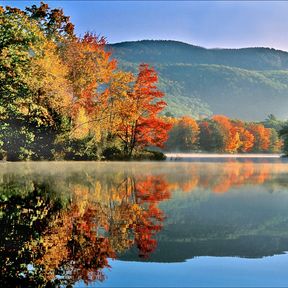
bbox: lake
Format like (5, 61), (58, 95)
(1, 159), (288, 287)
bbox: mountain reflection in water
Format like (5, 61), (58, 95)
(1, 160), (288, 287)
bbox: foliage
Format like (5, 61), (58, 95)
(0, 4), (171, 161)
(24, 1), (75, 40)
(102, 146), (123, 160)
(0, 3), (285, 160)
(0, 8), (72, 160)
(132, 150), (167, 161)
(165, 116), (199, 151)
(198, 120), (225, 152)
(166, 115), (282, 154)
(115, 64), (172, 158)
(279, 125), (288, 156)
(262, 114), (287, 132)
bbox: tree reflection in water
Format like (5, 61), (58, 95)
(0, 169), (170, 287)
(167, 161), (284, 194)
(1, 161), (287, 287)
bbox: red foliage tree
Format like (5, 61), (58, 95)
(117, 64), (172, 158)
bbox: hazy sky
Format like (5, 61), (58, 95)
(2, 1), (288, 51)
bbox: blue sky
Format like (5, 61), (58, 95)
(2, 1), (288, 51)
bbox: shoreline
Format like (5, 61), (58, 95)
(165, 153), (283, 159)
(0, 153), (285, 163)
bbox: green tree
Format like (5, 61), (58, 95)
(199, 120), (225, 152)
(280, 125), (288, 155)
(263, 114), (285, 132)
(268, 128), (282, 153)
(165, 116), (199, 152)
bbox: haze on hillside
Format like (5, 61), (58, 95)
(109, 40), (288, 121)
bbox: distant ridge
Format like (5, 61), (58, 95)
(108, 40), (288, 70)
(107, 40), (288, 121)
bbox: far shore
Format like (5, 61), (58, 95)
(165, 153), (283, 159)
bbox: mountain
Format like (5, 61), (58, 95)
(107, 40), (288, 120)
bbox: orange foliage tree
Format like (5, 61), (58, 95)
(233, 120), (255, 152)
(165, 116), (200, 151)
(62, 38), (171, 158)
(116, 64), (172, 158)
(212, 115), (241, 153)
(62, 33), (118, 139)
(166, 115), (282, 154)
(247, 123), (271, 152)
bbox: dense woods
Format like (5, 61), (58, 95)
(165, 114), (284, 154)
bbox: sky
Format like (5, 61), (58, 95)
(2, 1), (288, 51)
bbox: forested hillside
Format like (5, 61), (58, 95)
(108, 40), (288, 120)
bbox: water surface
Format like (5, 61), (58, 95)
(1, 160), (288, 287)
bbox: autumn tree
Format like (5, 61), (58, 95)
(60, 33), (139, 159)
(199, 120), (225, 152)
(165, 116), (200, 151)
(0, 4), (172, 161)
(233, 120), (254, 152)
(24, 2), (75, 40)
(60, 33), (116, 158)
(247, 123), (271, 152)
(0, 8), (71, 160)
(116, 64), (171, 158)
(196, 117), (283, 154)
(212, 115), (241, 153)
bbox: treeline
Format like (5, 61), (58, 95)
(0, 3), (170, 161)
(165, 114), (284, 153)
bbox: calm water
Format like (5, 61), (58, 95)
(1, 160), (288, 287)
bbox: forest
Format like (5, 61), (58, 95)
(1, 3), (288, 161)
(165, 114), (285, 154)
